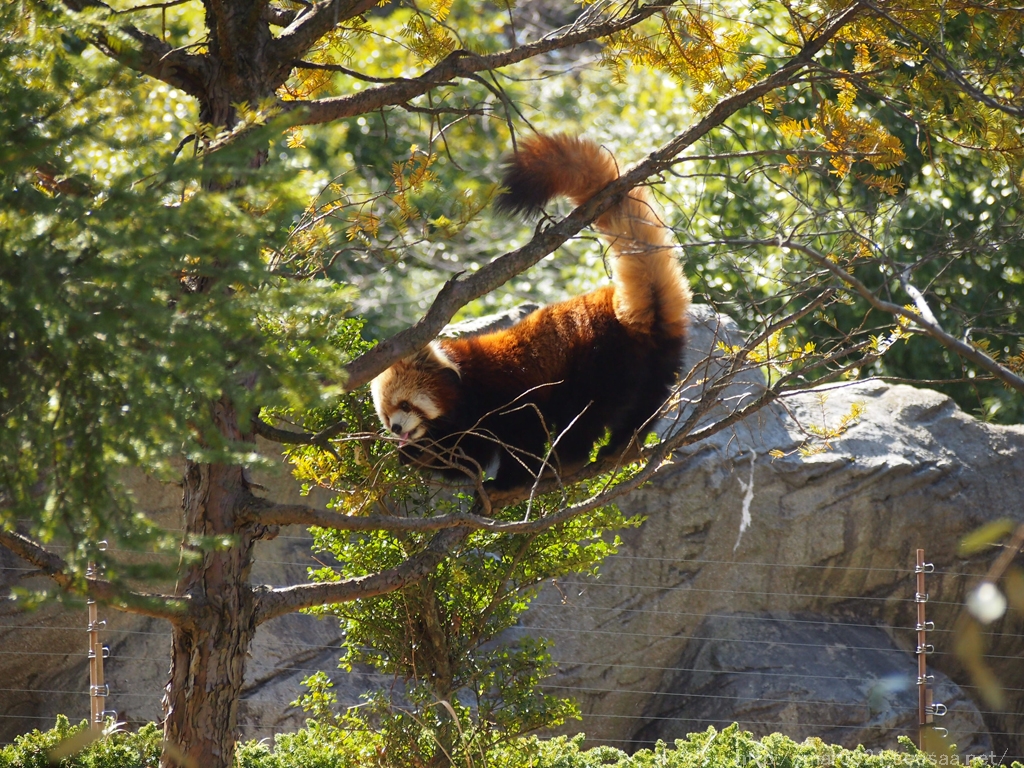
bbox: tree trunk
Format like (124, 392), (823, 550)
(156, 7), (276, 748)
(161, 400), (266, 768)
(416, 579), (459, 768)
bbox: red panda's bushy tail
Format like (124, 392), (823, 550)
(496, 133), (691, 338)
(495, 134), (619, 216)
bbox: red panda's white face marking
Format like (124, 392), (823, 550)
(378, 392), (438, 445)
(370, 343), (459, 447)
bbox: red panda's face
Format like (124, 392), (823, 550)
(370, 343), (460, 447)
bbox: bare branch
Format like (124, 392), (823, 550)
(251, 418), (316, 443)
(898, 268), (942, 329)
(106, 31), (210, 97)
(290, 59), (400, 83)
(244, 496), (505, 532)
(0, 529), (188, 622)
(253, 526), (468, 624)
(61, 0), (112, 9)
(251, 415), (349, 445)
(339, 3), (862, 391)
(111, 0), (190, 12)
(787, 240), (1024, 394)
(342, 273), (471, 390)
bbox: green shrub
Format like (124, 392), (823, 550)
(3, 718), (1020, 768)
(0, 716), (160, 768)
(488, 729), (1011, 768)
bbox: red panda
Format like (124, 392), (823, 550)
(371, 134), (692, 491)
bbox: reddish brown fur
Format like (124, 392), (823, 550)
(372, 134), (691, 490)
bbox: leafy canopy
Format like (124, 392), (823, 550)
(275, 0), (1024, 421)
(0, 3), (354, 579)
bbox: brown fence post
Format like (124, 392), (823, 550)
(86, 544), (109, 731)
(915, 548), (935, 749)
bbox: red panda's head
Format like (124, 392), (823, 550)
(370, 342), (461, 446)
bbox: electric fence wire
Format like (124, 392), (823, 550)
(3, 527), (1021, 754)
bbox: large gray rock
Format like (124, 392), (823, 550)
(629, 612), (990, 755)
(520, 306), (1024, 756)
(2, 305), (1022, 758)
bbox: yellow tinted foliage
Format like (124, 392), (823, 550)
(402, 13), (457, 65)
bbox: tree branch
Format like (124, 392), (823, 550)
(898, 267), (942, 329)
(251, 415), (349, 445)
(277, 2), (675, 126)
(61, 0), (210, 97)
(339, 2), (862, 391)
(863, 0), (1024, 119)
(270, 0), (388, 68)
(111, 0), (191, 12)
(253, 526), (468, 624)
(105, 29), (210, 98)
(290, 59), (400, 83)
(263, 4), (302, 27)
(0, 529), (188, 621)
(244, 496), (494, 532)
(787, 240), (1024, 394)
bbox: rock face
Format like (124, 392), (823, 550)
(629, 613), (989, 755)
(2, 305), (1022, 757)
(520, 306), (1024, 757)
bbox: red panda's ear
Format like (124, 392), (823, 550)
(410, 346), (439, 366)
(410, 343), (461, 378)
